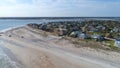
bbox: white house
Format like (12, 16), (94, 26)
(91, 34), (105, 41)
(78, 33), (89, 39)
(114, 39), (120, 47)
(91, 34), (101, 39)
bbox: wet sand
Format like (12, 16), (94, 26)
(0, 26), (120, 68)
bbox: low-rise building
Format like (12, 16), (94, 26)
(78, 33), (89, 39)
(112, 27), (120, 33)
(54, 28), (68, 36)
(70, 31), (82, 37)
(114, 39), (120, 47)
(91, 34), (105, 41)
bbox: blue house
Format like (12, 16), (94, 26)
(114, 39), (120, 47)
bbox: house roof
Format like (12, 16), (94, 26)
(116, 39), (120, 41)
(91, 34), (101, 39)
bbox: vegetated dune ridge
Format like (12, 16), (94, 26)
(0, 26), (120, 68)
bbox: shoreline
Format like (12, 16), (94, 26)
(0, 40), (20, 68)
(0, 44), (23, 68)
(0, 25), (24, 33)
(0, 26), (120, 68)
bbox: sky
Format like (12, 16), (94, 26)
(0, 0), (120, 17)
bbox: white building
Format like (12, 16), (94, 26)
(114, 39), (120, 47)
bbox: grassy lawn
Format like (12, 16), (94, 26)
(105, 40), (115, 46)
(62, 36), (120, 52)
(105, 40), (120, 51)
(93, 32), (106, 36)
(84, 38), (96, 42)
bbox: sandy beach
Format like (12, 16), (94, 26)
(0, 26), (120, 68)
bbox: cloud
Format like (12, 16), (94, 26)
(0, 0), (120, 17)
(0, 0), (17, 6)
(6, 0), (17, 3)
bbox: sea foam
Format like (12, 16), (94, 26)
(0, 40), (19, 68)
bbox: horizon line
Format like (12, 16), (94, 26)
(0, 16), (120, 18)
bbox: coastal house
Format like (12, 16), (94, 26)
(57, 25), (68, 36)
(88, 25), (95, 31)
(96, 25), (105, 32)
(112, 27), (120, 33)
(78, 33), (89, 39)
(45, 24), (54, 32)
(72, 26), (79, 31)
(59, 28), (68, 36)
(54, 28), (68, 36)
(114, 39), (120, 47)
(39, 24), (47, 30)
(91, 34), (105, 41)
(27, 23), (39, 29)
(70, 31), (82, 37)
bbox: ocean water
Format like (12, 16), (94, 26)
(0, 19), (44, 68)
(0, 19), (83, 31)
(0, 19), (44, 31)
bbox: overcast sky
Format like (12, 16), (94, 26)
(0, 0), (120, 17)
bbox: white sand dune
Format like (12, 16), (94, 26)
(0, 26), (120, 68)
